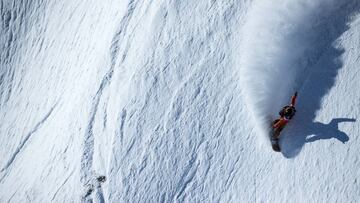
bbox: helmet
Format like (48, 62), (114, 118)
(284, 106), (296, 119)
(285, 107), (293, 114)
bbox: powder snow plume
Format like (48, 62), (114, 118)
(237, 0), (338, 144)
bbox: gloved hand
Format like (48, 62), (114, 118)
(294, 91), (298, 97)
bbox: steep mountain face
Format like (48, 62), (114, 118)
(1, 0), (359, 202)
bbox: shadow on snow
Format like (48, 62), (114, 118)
(280, 1), (360, 158)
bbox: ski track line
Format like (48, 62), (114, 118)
(222, 156), (240, 192)
(213, 95), (233, 139)
(51, 168), (75, 201)
(8, 190), (17, 203)
(0, 103), (57, 182)
(118, 108), (127, 144)
(173, 152), (200, 201)
(106, 1), (165, 200)
(80, 0), (140, 196)
(95, 181), (106, 203)
(173, 137), (207, 201)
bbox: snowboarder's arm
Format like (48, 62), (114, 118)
(290, 91), (297, 106)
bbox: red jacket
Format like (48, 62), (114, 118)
(273, 94), (297, 129)
(273, 118), (289, 129)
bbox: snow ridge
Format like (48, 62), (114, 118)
(0, 103), (57, 181)
(80, 0), (139, 200)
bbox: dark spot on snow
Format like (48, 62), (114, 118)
(97, 175), (106, 183)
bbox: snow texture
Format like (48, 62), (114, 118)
(0, 0), (360, 202)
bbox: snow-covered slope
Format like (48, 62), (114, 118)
(0, 0), (359, 202)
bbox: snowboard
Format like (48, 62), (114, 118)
(270, 119), (281, 152)
(270, 134), (281, 152)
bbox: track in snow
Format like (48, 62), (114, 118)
(0, 104), (57, 182)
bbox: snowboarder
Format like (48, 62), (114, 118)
(272, 91), (298, 138)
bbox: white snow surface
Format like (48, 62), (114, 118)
(0, 0), (359, 202)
